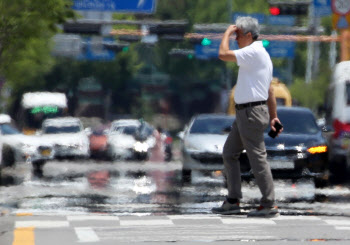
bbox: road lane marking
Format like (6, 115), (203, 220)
(75, 227), (100, 242)
(16, 213), (33, 217)
(272, 216), (321, 220)
(324, 220), (350, 226)
(120, 219), (174, 226)
(335, 226), (350, 230)
(222, 219), (276, 225)
(168, 215), (222, 220)
(15, 221), (69, 228)
(67, 215), (120, 221)
(12, 227), (34, 245)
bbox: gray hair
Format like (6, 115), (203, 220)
(235, 16), (260, 40)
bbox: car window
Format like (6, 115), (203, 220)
(0, 124), (21, 135)
(266, 110), (319, 134)
(276, 98), (286, 106)
(346, 81), (350, 105)
(189, 117), (234, 134)
(43, 125), (81, 134)
(120, 126), (138, 135)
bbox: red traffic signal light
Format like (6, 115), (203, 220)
(269, 7), (281, 16)
(268, 3), (309, 16)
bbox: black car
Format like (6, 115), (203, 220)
(240, 106), (329, 186)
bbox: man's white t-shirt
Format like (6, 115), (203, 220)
(233, 41), (273, 104)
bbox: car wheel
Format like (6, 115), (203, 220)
(182, 168), (191, 184)
(32, 160), (45, 178)
(2, 146), (15, 167)
(314, 177), (329, 188)
(329, 156), (347, 183)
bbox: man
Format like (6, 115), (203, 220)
(212, 17), (282, 217)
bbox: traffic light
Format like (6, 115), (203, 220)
(262, 39), (270, 48)
(63, 23), (102, 35)
(201, 38), (212, 46)
(102, 41), (129, 52)
(268, 1), (309, 16)
(148, 21), (188, 41)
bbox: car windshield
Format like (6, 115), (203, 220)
(114, 124), (154, 137)
(190, 117), (235, 134)
(0, 124), (21, 135)
(266, 109), (319, 135)
(117, 125), (138, 135)
(43, 125), (81, 134)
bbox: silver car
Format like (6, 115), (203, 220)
(0, 114), (54, 168)
(107, 119), (155, 160)
(179, 114), (235, 182)
(40, 117), (90, 159)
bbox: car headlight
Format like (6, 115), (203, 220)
(184, 141), (200, 151)
(134, 142), (149, 152)
(19, 143), (36, 153)
(307, 145), (327, 154)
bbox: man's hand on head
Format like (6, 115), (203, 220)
(226, 25), (238, 35)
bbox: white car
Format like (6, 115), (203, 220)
(0, 114), (54, 168)
(107, 119), (155, 160)
(179, 114), (235, 183)
(40, 117), (90, 159)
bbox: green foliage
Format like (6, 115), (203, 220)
(289, 70), (331, 112)
(0, 0), (75, 98)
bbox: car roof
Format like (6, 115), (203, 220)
(0, 114), (11, 124)
(193, 113), (236, 120)
(277, 106), (313, 114)
(111, 119), (150, 127)
(42, 117), (82, 127)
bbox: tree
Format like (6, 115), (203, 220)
(0, 0), (75, 104)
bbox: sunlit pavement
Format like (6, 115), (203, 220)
(1, 213), (350, 244)
(1, 159), (350, 217)
(1, 159), (350, 244)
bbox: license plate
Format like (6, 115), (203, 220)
(341, 137), (350, 149)
(40, 149), (51, 156)
(269, 160), (294, 170)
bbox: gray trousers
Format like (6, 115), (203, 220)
(223, 104), (275, 207)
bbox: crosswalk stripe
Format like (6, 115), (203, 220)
(335, 226), (350, 230)
(75, 227), (100, 242)
(168, 215), (221, 220)
(222, 219), (276, 225)
(324, 220), (350, 226)
(67, 215), (120, 221)
(120, 219), (174, 226)
(15, 221), (70, 228)
(272, 216), (321, 220)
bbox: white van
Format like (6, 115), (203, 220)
(325, 61), (350, 180)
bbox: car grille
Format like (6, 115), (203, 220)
(190, 153), (223, 164)
(266, 149), (300, 159)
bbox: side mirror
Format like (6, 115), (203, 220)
(84, 127), (92, 136)
(177, 131), (184, 140)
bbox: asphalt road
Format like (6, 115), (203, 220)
(1, 159), (350, 244)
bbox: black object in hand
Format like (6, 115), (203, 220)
(268, 121), (283, 138)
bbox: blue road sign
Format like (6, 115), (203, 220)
(232, 13), (266, 24)
(265, 41), (295, 58)
(73, 0), (157, 13)
(77, 37), (115, 61)
(195, 40), (238, 60)
(268, 16), (296, 26)
(313, 0), (332, 17)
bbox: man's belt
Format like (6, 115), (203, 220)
(235, 100), (266, 110)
